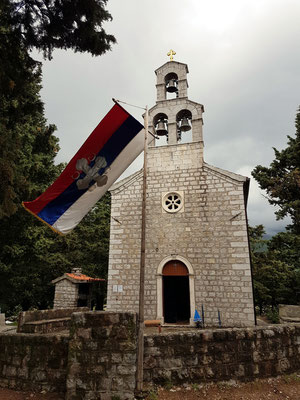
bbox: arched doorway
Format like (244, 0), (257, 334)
(162, 260), (190, 323)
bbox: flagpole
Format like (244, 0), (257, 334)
(136, 105), (148, 394)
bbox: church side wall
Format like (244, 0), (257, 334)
(107, 142), (254, 327)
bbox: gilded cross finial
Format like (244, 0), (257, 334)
(167, 49), (176, 61)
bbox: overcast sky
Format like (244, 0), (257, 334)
(34, 0), (300, 235)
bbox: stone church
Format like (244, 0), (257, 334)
(106, 58), (255, 327)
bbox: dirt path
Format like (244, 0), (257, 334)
(0, 389), (64, 399)
(1, 376), (300, 400)
(155, 376), (300, 400)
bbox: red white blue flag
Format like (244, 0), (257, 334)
(23, 103), (144, 235)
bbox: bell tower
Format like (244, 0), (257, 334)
(149, 52), (204, 154)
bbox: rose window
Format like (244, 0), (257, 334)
(162, 192), (184, 213)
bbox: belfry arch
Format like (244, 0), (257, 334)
(164, 72), (179, 99)
(176, 109), (193, 143)
(156, 256), (195, 325)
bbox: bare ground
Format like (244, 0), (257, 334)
(152, 375), (300, 400)
(1, 376), (300, 400)
(0, 389), (64, 399)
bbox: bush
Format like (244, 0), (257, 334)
(266, 308), (280, 323)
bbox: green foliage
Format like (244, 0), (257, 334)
(266, 307), (280, 324)
(282, 373), (300, 383)
(146, 389), (158, 400)
(268, 232), (300, 304)
(0, 0), (115, 218)
(252, 108), (300, 234)
(0, 0), (114, 314)
(162, 379), (173, 390)
(0, 194), (110, 315)
(268, 231), (300, 270)
(7, 0), (116, 59)
(251, 109), (300, 310)
(191, 383), (200, 391)
(0, 6), (61, 218)
(249, 225), (300, 312)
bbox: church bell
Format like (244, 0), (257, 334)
(179, 117), (191, 132)
(166, 79), (178, 93)
(155, 120), (168, 136)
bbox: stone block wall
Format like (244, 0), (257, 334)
(1, 312), (138, 399)
(17, 308), (89, 334)
(279, 304), (300, 323)
(53, 280), (78, 309)
(1, 316), (300, 398)
(144, 324), (300, 384)
(0, 333), (69, 393)
(66, 311), (137, 400)
(107, 172), (143, 314)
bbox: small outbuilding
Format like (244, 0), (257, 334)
(52, 268), (105, 309)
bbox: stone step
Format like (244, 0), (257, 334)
(21, 317), (71, 334)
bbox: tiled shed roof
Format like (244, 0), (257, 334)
(52, 273), (105, 284)
(66, 273), (104, 282)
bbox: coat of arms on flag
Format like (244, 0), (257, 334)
(23, 103), (144, 235)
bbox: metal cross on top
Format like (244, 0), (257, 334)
(167, 49), (176, 61)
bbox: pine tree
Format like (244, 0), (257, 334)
(8, 0), (116, 59)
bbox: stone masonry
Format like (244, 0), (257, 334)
(144, 324), (300, 384)
(1, 316), (300, 397)
(66, 312), (137, 400)
(0, 332), (68, 393)
(106, 59), (255, 327)
(53, 279), (78, 309)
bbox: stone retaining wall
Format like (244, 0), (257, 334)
(17, 307), (89, 334)
(279, 304), (300, 323)
(1, 314), (300, 399)
(0, 333), (69, 393)
(144, 324), (300, 384)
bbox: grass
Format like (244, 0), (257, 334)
(162, 379), (173, 390)
(282, 373), (300, 383)
(146, 389), (158, 400)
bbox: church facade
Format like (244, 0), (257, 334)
(106, 59), (255, 327)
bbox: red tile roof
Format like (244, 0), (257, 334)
(66, 273), (105, 282)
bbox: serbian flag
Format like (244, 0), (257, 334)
(23, 103), (144, 235)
